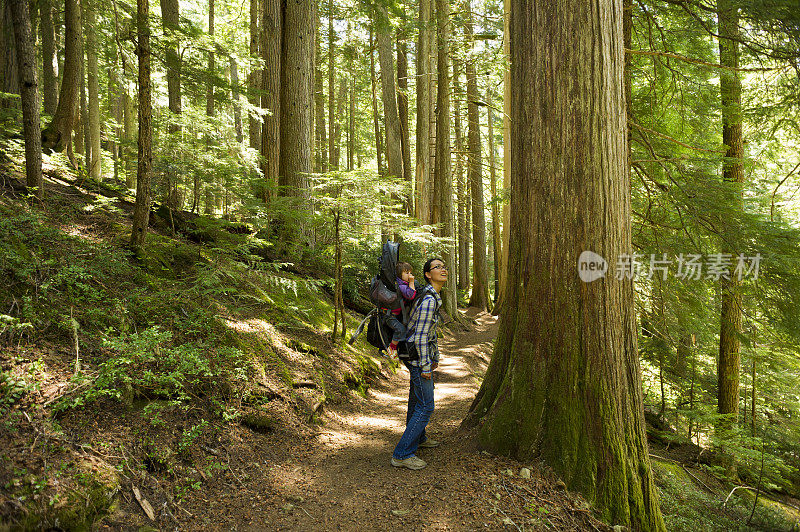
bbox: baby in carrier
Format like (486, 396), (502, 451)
(386, 262), (416, 359)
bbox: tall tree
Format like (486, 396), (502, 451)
(397, 36), (411, 207)
(261, 0), (280, 199)
(453, 54), (468, 291)
(487, 89), (500, 302)
(248, 0), (260, 152)
(369, 26), (384, 177)
(465, 1), (488, 310)
(717, 0), (744, 429)
(1, 0), (20, 105)
(85, 0), (101, 179)
(491, 0), (510, 315)
(230, 57), (243, 143)
(9, 0), (42, 199)
(130, 0), (152, 249)
(161, 0), (181, 209)
(40, 0), (57, 114)
(434, 0), (458, 317)
(41, 0), (81, 152)
(376, 5), (403, 183)
(327, 0), (336, 170)
(463, 0), (665, 527)
(314, 15), (326, 173)
(278, 0), (315, 194)
(415, 0), (434, 223)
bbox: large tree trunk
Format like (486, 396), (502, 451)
(463, 0), (665, 528)
(230, 56), (243, 143)
(85, 0), (100, 179)
(491, 0), (510, 316)
(488, 89), (500, 303)
(9, 0), (42, 199)
(161, 0), (181, 205)
(717, 0), (744, 429)
(248, 0), (260, 152)
(40, 0), (57, 114)
(1, 0), (20, 106)
(78, 43), (88, 159)
(453, 55), (469, 292)
(327, 0), (336, 170)
(376, 5), (403, 184)
(465, 5), (488, 310)
(130, 0), (151, 250)
(397, 37), (410, 208)
(278, 0), (314, 194)
(434, 0), (458, 318)
(369, 26), (384, 177)
(261, 0), (280, 199)
(415, 0), (433, 223)
(122, 78), (135, 189)
(314, 15), (326, 173)
(41, 0), (80, 152)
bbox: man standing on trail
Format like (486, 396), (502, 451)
(391, 257), (447, 470)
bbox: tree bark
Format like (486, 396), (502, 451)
(9, 0), (42, 199)
(248, 0), (260, 152)
(314, 15), (326, 173)
(453, 55), (469, 292)
(397, 36), (411, 208)
(79, 43), (88, 160)
(465, 4), (488, 310)
(488, 90), (500, 303)
(717, 0), (744, 429)
(261, 0), (280, 199)
(85, 0), (100, 179)
(376, 5), (403, 184)
(434, 0), (458, 318)
(41, 0), (80, 152)
(1, 0), (21, 106)
(369, 26), (384, 177)
(463, 0), (665, 528)
(40, 0), (57, 114)
(491, 0), (510, 315)
(327, 0), (336, 170)
(278, 0), (314, 195)
(415, 0), (433, 223)
(130, 0), (151, 250)
(230, 56), (243, 143)
(161, 0), (181, 136)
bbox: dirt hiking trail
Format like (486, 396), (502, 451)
(103, 309), (607, 531)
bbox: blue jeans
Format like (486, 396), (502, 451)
(393, 362), (435, 460)
(386, 314), (407, 343)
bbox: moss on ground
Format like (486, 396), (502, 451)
(652, 458), (798, 531)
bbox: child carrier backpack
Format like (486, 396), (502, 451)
(349, 240), (421, 360)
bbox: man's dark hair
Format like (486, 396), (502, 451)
(422, 257), (444, 284)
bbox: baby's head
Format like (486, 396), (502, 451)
(396, 262), (413, 282)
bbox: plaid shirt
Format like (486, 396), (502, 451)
(408, 284), (441, 374)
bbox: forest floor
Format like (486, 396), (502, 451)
(95, 309), (610, 531)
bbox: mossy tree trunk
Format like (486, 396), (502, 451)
(9, 0), (42, 200)
(41, 0), (80, 152)
(130, 0), (151, 250)
(717, 0), (743, 430)
(463, 0), (665, 528)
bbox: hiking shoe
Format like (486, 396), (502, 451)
(418, 438), (440, 448)
(391, 455), (427, 470)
